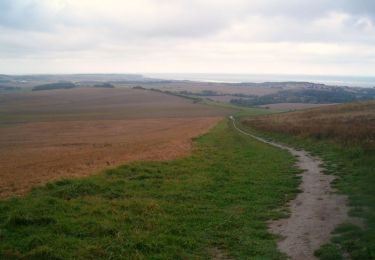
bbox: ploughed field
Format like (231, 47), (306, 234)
(0, 87), (230, 197)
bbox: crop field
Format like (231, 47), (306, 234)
(0, 117), (300, 259)
(118, 81), (281, 96)
(0, 87), (230, 122)
(2, 84), (373, 259)
(0, 87), (232, 197)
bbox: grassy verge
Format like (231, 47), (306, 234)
(0, 117), (300, 259)
(240, 120), (375, 260)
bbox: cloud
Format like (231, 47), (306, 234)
(0, 0), (374, 75)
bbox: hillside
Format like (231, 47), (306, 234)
(242, 100), (375, 259)
(0, 87), (232, 197)
(2, 73), (374, 106)
(0, 116), (299, 259)
(231, 88), (375, 106)
(32, 82), (77, 91)
(131, 81), (375, 107)
(244, 100), (375, 147)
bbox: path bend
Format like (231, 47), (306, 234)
(230, 116), (349, 260)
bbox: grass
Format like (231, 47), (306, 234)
(0, 117), (300, 259)
(161, 91), (274, 118)
(243, 100), (375, 148)
(202, 99), (274, 117)
(242, 103), (375, 260)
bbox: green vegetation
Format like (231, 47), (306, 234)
(172, 85), (375, 107)
(178, 90), (221, 96)
(202, 100), (273, 117)
(93, 83), (114, 88)
(244, 101), (375, 148)
(32, 82), (76, 91)
(0, 118), (300, 259)
(231, 88), (375, 107)
(0, 85), (21, 92)
(242, 104), (375, 259)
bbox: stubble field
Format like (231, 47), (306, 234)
(0, 87), (230, 197)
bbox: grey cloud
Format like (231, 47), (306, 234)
(0, 0), (52, 31)
(1, 0), (374, 38)
(0, 0), (374, 74)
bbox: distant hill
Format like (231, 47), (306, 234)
(93, 83), (114, 88)
(0, 85), (20, 91)
(1, 74), (145, 83)
(32, 82), (77, 91)
(230, 86), (375, 106)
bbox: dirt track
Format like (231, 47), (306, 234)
(231, 117), (349, 259)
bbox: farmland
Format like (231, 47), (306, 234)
(1, 0), (375, 258)
(1, 80), (374, 259)
(0, 115), (300, 259)
(0, 87), (229, 122)
(0, 87), (231, 197)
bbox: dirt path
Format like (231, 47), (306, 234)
(230, 116), (349, 260)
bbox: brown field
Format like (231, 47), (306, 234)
(244, 100), (375, 147)
(257, 103), (336, 111)
(0, 87), (230, 122)
(118, 82), (280, 96)
(0, 87), (231, 197)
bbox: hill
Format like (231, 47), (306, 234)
(32, 82), (77, 91)
(244, 100), (375, 147)
(242, 101), (375, 259)
(230, 87), (375, 106)
(93, 83), (114, 88)
(0, 87), (232, 197)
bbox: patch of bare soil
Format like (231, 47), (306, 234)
(269, 150), (348, 259)
(231, 117), (349, 259)
(209, 247), (232, 260)
(0, 117), (221, 198)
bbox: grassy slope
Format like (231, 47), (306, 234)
(0, 114), (300, 259)
(244, 100), (375, 147)
(242, 102), (375, 260)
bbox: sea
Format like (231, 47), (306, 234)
(145, 73), (375, 88)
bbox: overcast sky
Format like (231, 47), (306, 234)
(0, 0), (374, 75)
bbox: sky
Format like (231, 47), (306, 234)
(0, 0), (374, 75)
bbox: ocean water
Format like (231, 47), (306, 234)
(145, 73), (375, 88)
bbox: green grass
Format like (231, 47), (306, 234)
(240, 121), (375, 260)
(202, 100), (274, 117)
(169, 93), (274, 117)
(0, 118), (300, 259)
